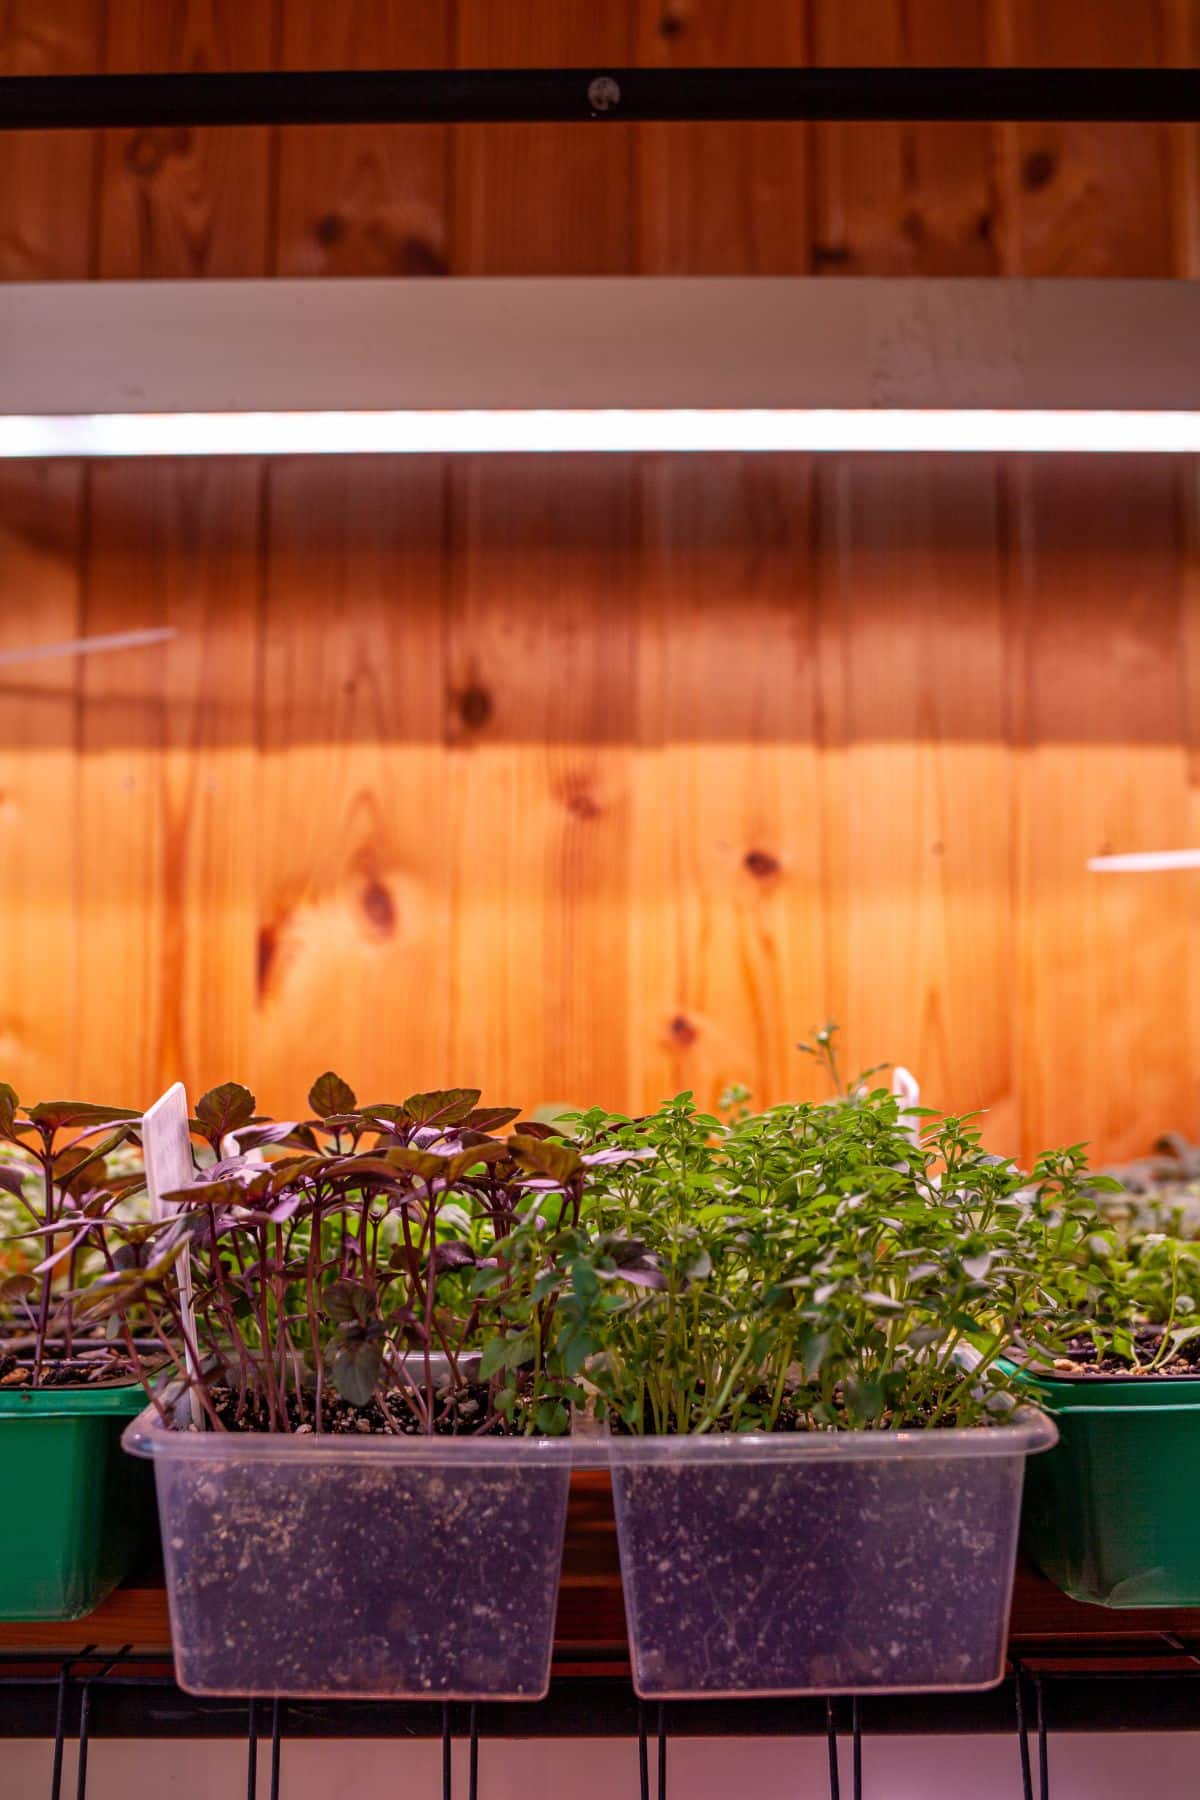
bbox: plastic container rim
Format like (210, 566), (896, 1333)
(605, 1408), (1056, 1463)
(0, 1378), (148, 1418)
(124, 1400), (1055, 1464)
(123, 1400), (591, 1465)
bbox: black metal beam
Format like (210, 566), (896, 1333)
(0, 67), (1197, 132)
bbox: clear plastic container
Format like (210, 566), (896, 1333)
(124, 1397), (574, 1699)
(608, 1412), (1057, 1698)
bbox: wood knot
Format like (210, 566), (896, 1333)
(658, 6), (685, 37)
(314, 212), (346, 247)
(1022, 149), (1056, 192)
(257, 923), (279, 999)
(454, 684), (493, 734)
(399, 236), (448, 277)
(562, 778), (603, 821)
(668, 1015), (698, 1048)
(361, 877), (396, 940)
(125, 129), (169, 177)
(744, 848), (780, 880)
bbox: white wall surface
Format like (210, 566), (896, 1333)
(3, 1733), (1198, 1799)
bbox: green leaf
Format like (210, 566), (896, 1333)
(27, 1101), (140, 1133)
(478, 1337), (509, 1380)
(386, 1147), (450, 1183)
(535, 1400), (568, 1436)
(682, 1246), (712, 1282)
(561, 1331), (598, 1377)
(0, 1165), (28, 1200)
(323, 1278), (372, 1325)
(506, 1134), (582, 1185)
(330, 1339), (382, 1407)
(463, 1106), (522, 1134)
(308, 1071), (358, 1119)
(402, 1089), (482, 1127)
(194, 1082), (256, 1143)
(444, 1143), (510, 1184)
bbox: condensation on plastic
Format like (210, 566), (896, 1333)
(607, 1413), (1058, 1699)
(124, 1396), (576, 1699)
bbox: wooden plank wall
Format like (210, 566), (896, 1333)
(0, 0), (1197, 1164)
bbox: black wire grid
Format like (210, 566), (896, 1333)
(5, 1641), (1200, 1800)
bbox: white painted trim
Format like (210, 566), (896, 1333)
(2, 277), (1198, 419)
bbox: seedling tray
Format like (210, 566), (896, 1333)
(124, 1398), (576, 1699)
(1016, 1365), (1200, 1607)
(0, 1380), (153, 1621)
(608, 1414), (1057, 1698)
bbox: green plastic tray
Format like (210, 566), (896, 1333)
(1015, 1364), (1200, 1608)
(0, 1380), (154, 1620)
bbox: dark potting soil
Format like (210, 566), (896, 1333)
(1044, 1328), (1200, 1379)
(610, 1402), (1022, 1694)
(159, 1380), (570, 1696)
(203, 1379), (528, 1436)
(0, 1347), (140, 1389)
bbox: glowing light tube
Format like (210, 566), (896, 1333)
(2, 409), (1200, 459)
(1088, 851), (1200, 873)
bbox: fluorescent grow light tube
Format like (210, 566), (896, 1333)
(4, 409), (1200, 459)
(1088, 850), (1200, 873)
(3, 279), (1199, 458)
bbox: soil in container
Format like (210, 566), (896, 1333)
(609, 1413), (1056, 1699)
(126, 1385), (574, 1699)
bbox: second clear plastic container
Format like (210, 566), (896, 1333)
(124, 1397), (573, 1699)
(608, 1413), (1057, 1698)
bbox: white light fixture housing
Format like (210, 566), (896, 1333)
(1, 277), (1198, 458)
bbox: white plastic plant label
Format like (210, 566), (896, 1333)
(143, 1082), (202, 1390)
(891, 1065), (921, 1146)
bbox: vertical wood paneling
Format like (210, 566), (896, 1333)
(633, 459), (827, 1108)
(631, 3), (820, 1110)
(260, 4), (454, 1114)
(0, 468), (85, 1098)
(809, 0), (1016, 1136)
(1165, 0), (1200, 1140)
(256, 459), (452, 1113)
(77, 464), (260, 1103)
(812, 0), (999, 276)
(633, 0), (810, 275)
(0, 0), (102, 1098)
(996, 1), (1174, 278)
(994, 2), (1191, 1160)
(0, 0), (103, 278)
(0, 0), (1195, 1158)
(816, 460), (1018, 1142)
(273, 2), (451, 278)
(1010, 461), (1191, 1159)
(76, 0), (275, 1104)
(443, 459), (636, 1110)
(448, 2), (638, 1112)
(451, 2), (635, 274)
(98, 0), (275, 280)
